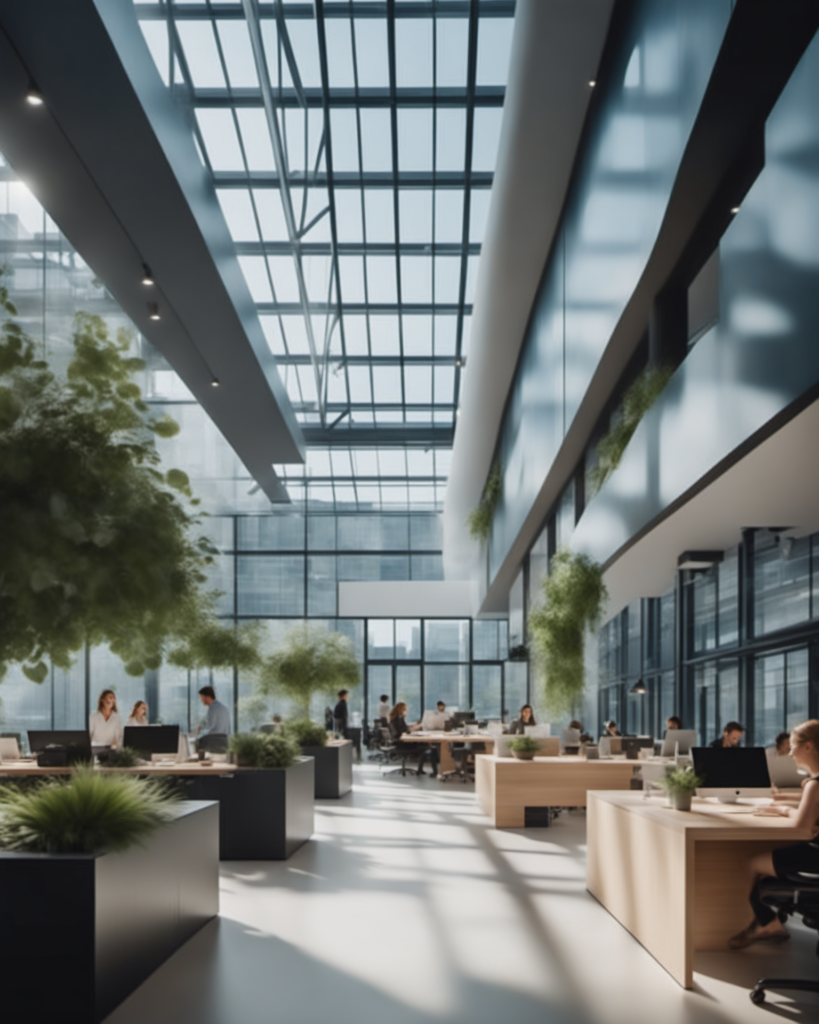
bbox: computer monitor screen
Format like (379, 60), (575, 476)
(27, 730), (92, 764)
(691, 746), (772, 802)
(765, 751), (806, 789)
(661, 729), (698, 757)
(123, 725), (180, 755)
(452, 711), (476, 723)
(421, 711), (447, 731)
(621, 736), (654, 759)
(524, 724), (551, 738)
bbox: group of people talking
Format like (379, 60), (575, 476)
(87, 686), (231, 749)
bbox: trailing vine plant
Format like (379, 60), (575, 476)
(587, 364), (674, 496)
(0, 277), (222, 682)
(466, 460), (503, 543)
(528, 549), (608, 716)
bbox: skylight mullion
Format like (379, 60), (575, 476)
(386, 1), (406, 419)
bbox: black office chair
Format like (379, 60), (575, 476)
(377, 727), (423, 777)
(197, 733), (229, 754)
(750, 871), (819, 1005)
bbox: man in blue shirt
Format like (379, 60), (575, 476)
(198, 685), (231, 737)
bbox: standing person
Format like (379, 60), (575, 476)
(198, 686), (231, 737)
(710, 721), (744, 748)
(376, 694), (391, 720)
(334, 689), (349, 739)
(729, 719), (819, 949)
(508, 704), (536, 734)
(89, 689), (123, 748)
(126, 700), (149, 726)
(388, 702), (438, 777)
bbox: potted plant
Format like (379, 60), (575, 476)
(283, 719), (353, 799)
(185, 731), (314, 859)
(0, 769), (217, 1022)
(528, 549), (608, 716)
(509, 735), (540, 761)
(658, 766), (702, 811)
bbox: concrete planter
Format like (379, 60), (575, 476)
(182, 757), (314, 859)
(0, 801), (218, 1024)
(302, 740), (353, 798)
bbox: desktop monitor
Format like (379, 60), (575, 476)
(524, 724), (551, 738)
(421, 710), (448, 731)
(452, 711), (476, 724)
(661, 729), (698, 758)
(765, 751), (806, 789)
(621, 736), (654, 760)
(27, 730), (92, 764)
(691, 746), (772, 802)
(123, 725), (180, 756)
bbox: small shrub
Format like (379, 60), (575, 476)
(229, 732), (300, 769)
(658, 766), (702, 795)
(509, 735), (539, 753)
(97, 746), (140, 768)
(284, 719), (327, 748)
(0, 768), (178, 854)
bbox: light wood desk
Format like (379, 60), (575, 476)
(0, 759), (239, 777)
(586, 790), (812, 988)
(398, 732), (495, 773)
(476, 754), (638, 827)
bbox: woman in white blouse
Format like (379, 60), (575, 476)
(126, 700), (149, 727)
(89, 689), (123, 748)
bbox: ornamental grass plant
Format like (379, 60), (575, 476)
(0, 768), (178, 854)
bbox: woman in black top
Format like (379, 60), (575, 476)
(729, 719), (819, 948)
(508, 704), (536, 735)
(388, 702), (438, 777)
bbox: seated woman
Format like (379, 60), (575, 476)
(729, 718), (819, 949)
(89, 689), (123, 748)
(388, 702), (439, 778)
(508, 704), (536, 734)
(603, 720), (621, 737)
(126, 700), (149, 726)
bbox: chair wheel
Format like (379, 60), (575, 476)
(750, 988), (766, 1005)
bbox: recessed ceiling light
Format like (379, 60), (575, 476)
(147, 302), (160, 321)
(730, 205), (741, 214)
(26, 82), (44, 107)
(588, 80), (596, 88)
(211, 378), (220, 388)
(141, 263), (155, 286)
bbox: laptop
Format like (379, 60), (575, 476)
(0, 736), (21, 760)
(766, 752), (806, 789)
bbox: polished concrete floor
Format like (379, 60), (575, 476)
(105, 764), (819, 1024)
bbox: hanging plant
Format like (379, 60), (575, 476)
(528, 549), (607, 716)
(0, 280), (220, 681)
(587, 364), (673, 497)
(466, 460), (503, 543)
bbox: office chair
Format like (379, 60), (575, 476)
(440, 743), (472, 782)
(750, 871), (819, 1005)
(377, 727), (424, 777)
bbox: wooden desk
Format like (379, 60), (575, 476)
(399, 732), (495, 773)
(0, 759), (239, 777)
(476, 754), (638, 827)
(586, 790), (812, 988)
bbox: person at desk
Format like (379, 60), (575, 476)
(198, 685), (231, 737)
(376, 694), (391, 720)
(388, 702), (438, 777)
(89, 689), (123, 748)
(604, 720), (621, 737)
(729, 719), (819, 949)
(710, 720), (744, 748)
(508, 704), (536, 734)
(334, 689), (349, 739)
(666, 716), (682, 731)
(767, 731), (791, 756)
(126, 700), (149, 726)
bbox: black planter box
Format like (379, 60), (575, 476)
(0, 800), (219, 1024)
(181, 757), (314, 859)
(302, 740), (353, 799)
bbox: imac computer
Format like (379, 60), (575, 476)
(421, 710), (448, 731)
(123, 725), (180, 760)
(452, 711), (476, 724)
(621, 736), (654, 760)
(661, 729), (698, 758)
(691, 746), (772, 802)
(27, 730), (92, 764)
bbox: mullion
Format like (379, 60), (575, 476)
(386, 1), (406, 418)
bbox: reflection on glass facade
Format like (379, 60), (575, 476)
(597, 529), (819, 746)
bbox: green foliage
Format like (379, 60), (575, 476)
(0, 291), (221, 681)
(168, 620), (261, 673)
(283, 718), (327, 748)
(98, 746), (140, 769)
(509, 735), (539, 753)
(256, 625), (361, 718)
(658, 766), (702, 795)
(237, 692), (272, 731)
(588, 365), (674, 496)
(466, 461), (503, 543)
(228, 731), (300, 769)
(528, 549), (608, 716)
(0, 768), (178, 854)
